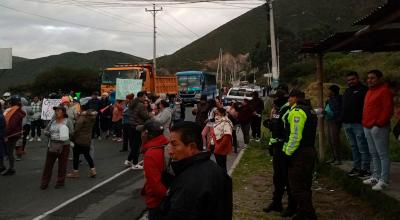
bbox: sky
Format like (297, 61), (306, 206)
(0, 0), (264, 59)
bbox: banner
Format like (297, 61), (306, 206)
(116, 79), (142, 100)
(41, 99), (61, 120)
(0, 48), (12, 69)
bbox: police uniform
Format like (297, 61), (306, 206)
(283, 101), (318, 220)
(264, 101), (297, 214)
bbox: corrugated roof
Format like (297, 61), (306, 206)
(300, 28), (400, 53)
(353, 0), (400, 25)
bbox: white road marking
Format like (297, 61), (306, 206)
(32, 160), (143, 220)
(228, 148), (246, 176)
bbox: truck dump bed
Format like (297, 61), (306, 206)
(154, 76), (178, 95)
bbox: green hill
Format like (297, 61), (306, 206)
(0, 50), (146, 90)
(158, 0), (384, 72)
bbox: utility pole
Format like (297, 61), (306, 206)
(267, 0), (279, 88)
(146, 4), (163, 76)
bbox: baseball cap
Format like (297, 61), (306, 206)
(288, 89), (305, 99)
(53, 105), (67, 112)
(136, 120), (164, 137)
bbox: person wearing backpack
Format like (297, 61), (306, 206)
(138, 120), (169, 220)
(324, 85), (343, 165)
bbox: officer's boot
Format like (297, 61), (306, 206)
(281, 200), (297, 217)
(263, 201), (283, 213)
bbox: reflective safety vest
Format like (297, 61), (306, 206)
(282, 103), (317, 156)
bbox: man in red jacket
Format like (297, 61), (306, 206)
(138, 120), (169, 220)
(362, 70), (393, 191)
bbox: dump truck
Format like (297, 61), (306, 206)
(100, 63), (178, 96)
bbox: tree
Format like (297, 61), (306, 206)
(31, 67), (100, 96)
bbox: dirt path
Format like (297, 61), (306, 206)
(232, 144), (384, 220)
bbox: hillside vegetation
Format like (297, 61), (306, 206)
(0, 50), (145, 90)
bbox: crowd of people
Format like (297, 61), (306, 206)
(262, 69), (396, 220)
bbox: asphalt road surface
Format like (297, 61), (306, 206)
(0, 107), (245, 220)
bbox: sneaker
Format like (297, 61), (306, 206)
(3, 169), (16, 176)
(372, 180), (388, 191)
(26, 136), (30, 140)
(116, 138), (123, 142)
(40, 184), (48, 190)
(88, 168), (97, 178)
(29, 138), (34, 142)
(37, 137), (42, 142)
(66, 170), (80, 178)
(124, 160), (133, 167)
(132, 164), (143, 170)
(15, 156), (21, 161)
(333, 161), (342, 165)
(347, 168), (360, 177)
(362, 177), (378, 185)
(358, 169), (372, 178)
(98, 136), (102, 140)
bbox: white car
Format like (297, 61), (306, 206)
(223, 87), (259, 105)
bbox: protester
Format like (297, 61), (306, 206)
(67, 105), (97, 178)
(283, 89), (318, 220)
(341, 71), (370, 177)
(362, 70), (394, 191)
(60, 96), (79, 125)
(250, 91), (264, 141)
(30, 96), (42, 142)
(263, 88), (296, 217)
(171, 96), (185, 126)
(193, 95), (209, 129)
(0, 103), (5, 171)
(40, 105), (74, 189)
(138, 120), (169, 220)
(154, 100), (172, 138)
(72, 97), (81, 114)
(0, 96), (26, 175)
(324, 85), (343, 165)
(143, 99), (152, 114)
(87, 92), (101, 139)
(16, 98), (32, 161)
(226, 102), (239, 153)
(238, 98), (253, 147)
(121, 93), (134, 152)
(112, 100), (124, 142)
(124, 91), (150, 169)
(201, 99), (217, 150)
(160, 121), (232, 219)
(211, 108), (233, 172)
(99, 92), (112, 139)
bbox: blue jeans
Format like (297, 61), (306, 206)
(364, 126), (391, 183)
(343, 123), (370, 170)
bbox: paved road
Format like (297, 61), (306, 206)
(0, 107), (245, 220)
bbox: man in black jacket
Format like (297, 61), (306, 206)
(341, 71), (370, 177)
(160, 121), (232, 220)
(250, 92), (264, 141)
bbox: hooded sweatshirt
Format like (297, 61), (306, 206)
(141, 135), (169, 208)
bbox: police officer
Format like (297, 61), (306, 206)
(283, 89), (318, 220)
(263, 88), (297, 217)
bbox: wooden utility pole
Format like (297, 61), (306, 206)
(146, 4), (163, 76)
(267, 0), (279, 88)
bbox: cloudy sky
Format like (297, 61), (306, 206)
(0, 0), (264, 59)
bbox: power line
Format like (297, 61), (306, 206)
(164, 10), (200, 38)
(0, 2), (151, 34)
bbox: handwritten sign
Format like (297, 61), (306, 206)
(41, 99), (61, 120)
(116, 79), (142, 100)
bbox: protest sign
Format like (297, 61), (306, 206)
(116, 79), (142, 100)
(41, 99), (61, 120)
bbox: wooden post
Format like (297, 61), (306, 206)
(316, 53), (326, 161)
